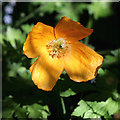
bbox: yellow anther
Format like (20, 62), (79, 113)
(46, 38), (71, 59)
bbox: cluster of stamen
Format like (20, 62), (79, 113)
(46, 38), (71, 59)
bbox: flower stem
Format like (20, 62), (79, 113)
(61, 97), (66, 114)
(84, 15), (93, 44)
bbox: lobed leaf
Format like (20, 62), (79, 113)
(72, 100), (89, 117)
(6, 27), (26, 47)
(25, 103), (50, 119)
(72, 97), (119, 118)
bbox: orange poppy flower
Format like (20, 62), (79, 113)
(23, 16), (103, 91)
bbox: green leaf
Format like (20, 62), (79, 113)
(98, 68), (104, 75)
(26, 103), (50, 119)
(72, 100), (89, 117)
(17, 66), (31, 79)
(84, 109), (100, 118)
(111, 48), (120, 57)
(87, 97), (119, 117)
(88, 2), (112, 20)
(2, 96), (20, 118)
(56, 3), (79, 21)
(42, 105), (50, 119)
(103, 55), (117, 66)
(21, 24), (34, 34)
(0, 33), (6, 44)
(8, 62), (30, 79)
(31, 57), (38, 65)
(75, 3), (88, 15)
(87, 101), (108, 116)
(6, 27), (26, 47)
(72, 98), (119, 118)
(60, 88), (76, 97)
(8, 62), (22, 77)
(14, 107), (27, 118)
(106, 98), (119, 115)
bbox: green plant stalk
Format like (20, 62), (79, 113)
(15, 7), (41, 27)
(84, 15), (93, 44)
(61, 97), (66, 114)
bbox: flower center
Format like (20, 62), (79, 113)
(46, 38), (71, 59)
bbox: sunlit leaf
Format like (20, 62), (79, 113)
(105, 97), (119, 115)
(60, 88), (76, 97)
(6, 27), (26, 47)
(21, 24), (34, 34)
(72, 98), (119, 118)
(84, 109), (100, 118)
(98, 68), (104, 75)
(87, 101), (108, 116)
(72, 100), (89, 117)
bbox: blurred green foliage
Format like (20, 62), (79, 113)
(2, 1), (120, 120)
(88, 2), (112, 20)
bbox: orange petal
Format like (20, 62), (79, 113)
(23, 34), (38, 58)
(64, 41), (103, 82)
(30, 51), (63, 91)
(23, 22), (55, 58)
(55, 16), (93, 42)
